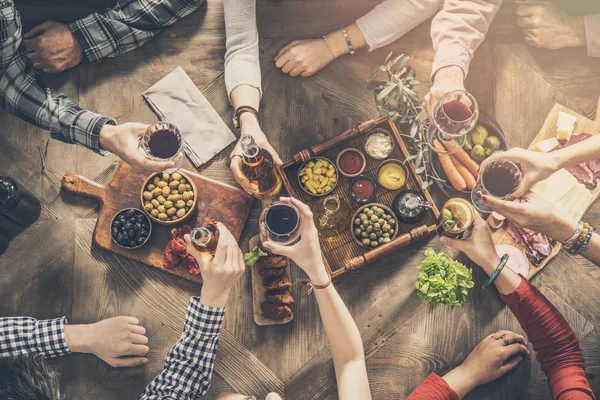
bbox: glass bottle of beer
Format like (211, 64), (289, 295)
(239, 135), (282, 199)
(190, 221), (219, 255)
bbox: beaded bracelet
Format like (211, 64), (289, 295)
(342, 29), (355, 55)
(574, 225), (595, 255)
(563, 220), (583, 252)
(484, 254), (509, 290)
(568, 222), (591, 255)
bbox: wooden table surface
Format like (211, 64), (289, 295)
(1, 1), (600, 399)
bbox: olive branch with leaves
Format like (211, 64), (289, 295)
(368, 52), (445, 190)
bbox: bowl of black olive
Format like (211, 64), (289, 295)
(111, 208), (152, 249)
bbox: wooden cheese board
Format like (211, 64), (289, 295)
(492, 96), (600, 279)
(61, 162), (253, 284)
(249, 235), (294, 326)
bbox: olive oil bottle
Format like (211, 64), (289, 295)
(312, 194), (351, 239)
(240, 135), (282, 200)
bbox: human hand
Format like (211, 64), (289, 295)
(441, 212), (500, 271)
(64, 317), (149, 367)
(184, 223), (245, 308)
(482, 191), (578, 242)
(229, 116), (283, 196)
(24, 21), (84, 73)
(275, 39), (335, 78)
(516, 1), (586, 49)
(424, 66), (465, 123)
(443, 330), (529, 396)
(99, 122), (183, 172)
(262, 197), (329, 284)
(481, 147), (559, 198)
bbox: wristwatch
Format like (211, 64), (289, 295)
(233, 106), (260, 130)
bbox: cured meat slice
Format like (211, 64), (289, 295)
(263, 276), (293, 290)
(261, 302), (292, 320)
(262, 255), (288, 268)
(506, 221), (553, 266)
(259, 267), (287, 278)
(266, 290), (295, 305)
(560, 134), (600, 189)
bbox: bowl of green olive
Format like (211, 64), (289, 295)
(351, 203), (398, 248)
(140, 171), (197, 225)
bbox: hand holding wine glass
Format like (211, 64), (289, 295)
(262, 197), (329, 285)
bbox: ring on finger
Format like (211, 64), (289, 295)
(501, 334), (510, 346)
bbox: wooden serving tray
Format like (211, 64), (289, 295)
(249, 235), (294, 326)
(492, 97), (600, 279)
(279, 116), (440, 279)
(61, 162), (253, 283)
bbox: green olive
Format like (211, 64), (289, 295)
(373, 223), (381, 231)
(366, 225), (373, 233)
(175, 200), (186, 209)
(370, 241), (378, 248)
(176, 208), (186, 218)
(151, 209), (159, 217)
(354, 218), (361, 226)
(354, 228), (362, 236)
(171, 172), (182, 181)
(186, 200), (194, 207)
(362, 238), (371, 246)
(378, 237), (384, 244)
(389, 219), (396, 226)
(369, 233), (377, 240)
(361, 231), (368, 238)
(142, 191), (153, 201)
(370, 214), (379, 222)
(383, 237), (391, 243)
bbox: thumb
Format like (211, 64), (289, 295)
(266, 145), (283, 166)
(24, 21), (51, 39)
(500, 356), (524, 375)
(262, 240), (289, 257)
(440, 236), (466, 252)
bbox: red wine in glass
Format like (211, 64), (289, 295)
(471, 160), (522, 213)
(142, 122), (183, 161)
(436, 100), (473, 135)
(259, 201), (301, 247)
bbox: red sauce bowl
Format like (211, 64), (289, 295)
(336, 148), (366, 178)
(350, 175), (377, 204)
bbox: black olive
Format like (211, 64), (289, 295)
(124, 222), (133, 230)
(121, 231), (129, 240)
(111, 227), (119, 237)
(135, 214), (144, 222)
(118, 215), (127, 223)
(136, 236), (146, 245)
(116, 233), (124, 243)
(125, 209), (135, 218)
(128, 217), (136, 224)
(134, 222), (143, 231)
(128, 240), (137, 247)
(112, 220), (121, 228)
(140, 229), (149, 238)
(127, 229), (135, 238)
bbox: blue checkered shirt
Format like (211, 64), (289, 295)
(0, 316), (70, 358)
(140, 297), (225, 399)
(68, 0), (206, 64)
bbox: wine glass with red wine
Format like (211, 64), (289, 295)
(259, 201), (302, 249)
(427, 90), (479, 154)
(471, 159), (522, 213)
(141, 122), (185, 169)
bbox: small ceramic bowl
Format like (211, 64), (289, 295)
(377, 159), (408, 191)
(336, 147), (366, 178)
(298, 157), (339, 197)
(140, 170), (198, 226)
(364, 128), (394, 160)
(350, 203), (399, 248)
(110, 208), (152, 250)
(350, 175), (378, 204)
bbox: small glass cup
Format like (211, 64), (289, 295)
(141, 122), (185, 170)
(428, 90), (479, 154)
(471, 159), (522, 213)
(259, 200), (302, 248)
(437, 198), (476, 239)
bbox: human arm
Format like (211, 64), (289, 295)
(140, 224), (245, 399)
(442, 214), (595, 399)
(424, 0), (503, 121)
(263, 198), (372, 399)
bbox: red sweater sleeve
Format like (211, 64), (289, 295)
(501, 277), (595, 400)
(407, 373), (459, 400)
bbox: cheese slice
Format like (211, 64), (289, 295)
(530, 169), (580, 203)
(556, 111), (577, 141)
(555, 183), (592, 221)
(531, 137), (560, 152)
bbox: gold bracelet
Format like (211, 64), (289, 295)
(305, 274), (332, 295)
(321, 35), (336, 60)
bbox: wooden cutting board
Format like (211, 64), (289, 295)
(61, 162), (253, 284)
(492, 96), (600, 278)
(249, 235), (294, 326)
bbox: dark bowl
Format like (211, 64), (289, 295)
(110, 208), (152, 250)
(431, 110), (508, 196)
(349, 175), (378, 204)
(350, 203), (399, 248)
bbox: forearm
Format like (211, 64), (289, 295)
(431, 0), (502, 79)
(140, 298), (225, 399)
(224, 0), (261, 101)
(0, 317), (70, 358)
(356, 0), (441, 51)
(69, 0), (204, 63)
(323, 24), (366, 58)
(553, 134), (600, 170)
(584, 15), (600, 58)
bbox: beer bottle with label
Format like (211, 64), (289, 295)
(239, 135), (282, 199)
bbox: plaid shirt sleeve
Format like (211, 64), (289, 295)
(69, 0), (206, 63)
(139, 297), (225, 400)
(0, 0), (115, 154)
(0, 317), (70, 359)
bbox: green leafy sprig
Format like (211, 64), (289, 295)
(243, 246), (268, 269)
(416, 248), (474, 309)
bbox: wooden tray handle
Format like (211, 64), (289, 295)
(292, 118), (383, 164)
(337, 225), (432, 277)
(61, 172), (108, 202)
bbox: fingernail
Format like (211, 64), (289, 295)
(141, 358), (148, 364)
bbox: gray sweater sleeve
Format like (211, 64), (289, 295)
(356, 0), (442, 51)
(223, 0), (262, 101)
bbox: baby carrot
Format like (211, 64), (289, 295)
(451, 155), (476, 190)
(442, 139), (479, 178)
(433, 139), (467, 191)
